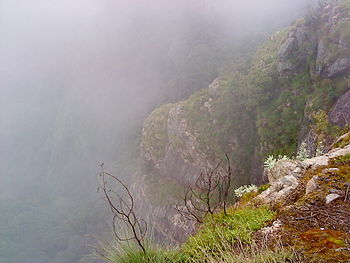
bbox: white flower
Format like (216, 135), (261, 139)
(234, 184), (258, 198)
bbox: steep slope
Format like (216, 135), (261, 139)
(137, 0), (350, 244)
(177, 132), (350, 263)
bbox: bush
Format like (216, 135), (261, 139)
(234, 185), (258, 198)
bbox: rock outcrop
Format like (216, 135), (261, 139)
(329, 88), (350, 127)
(136, 0), (350, 245)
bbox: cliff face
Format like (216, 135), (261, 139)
(137, 0), (350, 244)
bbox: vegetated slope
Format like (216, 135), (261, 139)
(98, 134), (350, 263)
(179, 132), (350, 263)
(137, 0), (350, 244)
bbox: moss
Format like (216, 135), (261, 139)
(276, 156), (350, 262)
(332, 153), (350, 166)
(298, 229), (350, 262)
(258, 184), (270, 193)
(334, 133), (350, 148)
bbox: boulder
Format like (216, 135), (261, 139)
(257, 174), (300, 204)
(326, 193), (341, 204)
(302, 155), (329, 168)
(267, 160), (299, 183)
(305, 175), (319, 195)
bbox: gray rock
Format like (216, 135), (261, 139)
(305, 175), (319, 195)
(316, 40), (328, 75)
(259, 219), (283, 236)
(302, 155), (329, 168)
(208, 78), (220, 97)
(295, 27), (309, 46)
(326, 193), (341, 204)
(278, 37), (297, 58)
(325, 58), (350, 78)
(322, 168), (340, 173)
(328, 144), (350, 158)
(329, 89), (350, 127)
(267, 160), (299, 183)
(257, 174), (299, 204)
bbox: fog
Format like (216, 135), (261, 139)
(0, 0), (317, 262)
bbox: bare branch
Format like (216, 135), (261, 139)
(99, 163), (147, 254)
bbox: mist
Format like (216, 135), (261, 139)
(0, 0), (317, 262)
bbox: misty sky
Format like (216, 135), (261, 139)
(0, 1), (317, 262)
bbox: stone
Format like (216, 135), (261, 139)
(302, 155), (329, 168)
(305, 176), (319, 195)
(208, 78), (220, 97)
(315, 40), (328, 75)
(326, 193), (341, 204)
(329, 90), (350, 128)
(257, 174), (299, 204)
(267, 160), (299, 183)
(328, 144), (350, 159)
(278, 37), (297, 58)
(322, 168), (339, 174)
(259, 219), (283, 236)
(325, 58), (350, 78)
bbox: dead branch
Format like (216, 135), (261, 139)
(99, 163), (147, 254)
(174, 154), (234, 222)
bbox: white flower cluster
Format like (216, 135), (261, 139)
(234, 184), (258, 198)
(264, 155), (290, 170)
(296, 142), (309, 161)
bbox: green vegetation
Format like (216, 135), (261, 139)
(334, 133), (350, 148)
(97, 205), (278, 263)
(180, 206), (275, 262)
(141, 104), (174, 160)
(95, 242), (182, 263)
(332, 153), (350, 165)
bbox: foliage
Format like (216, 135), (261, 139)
(264, 155), (291, 170)
(296, 142), (309, 161)
(234, 185), (258, 198)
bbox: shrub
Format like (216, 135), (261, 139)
(264, 155), (291, 170)
(234, 185), (258, 198)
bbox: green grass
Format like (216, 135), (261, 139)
(180, 206), (276, 262)
(94, 241), (182, 263)
(95, 206), (282, 263)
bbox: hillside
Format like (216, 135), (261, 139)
(136, 0), (350, 245)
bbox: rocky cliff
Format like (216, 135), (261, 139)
(136, 0), (350, 244)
